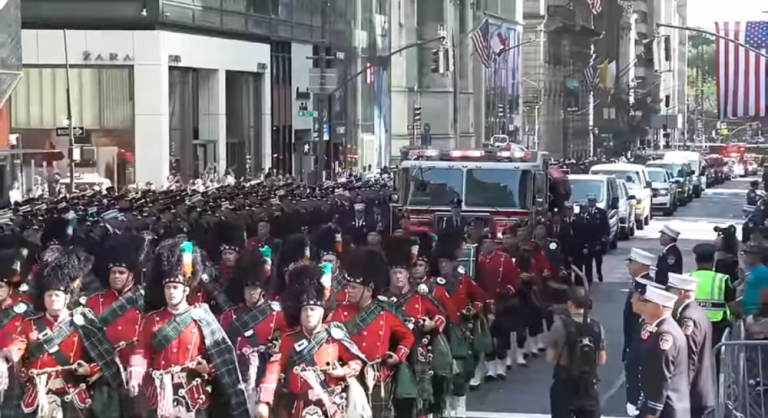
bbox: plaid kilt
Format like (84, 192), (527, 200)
(192, 304), (250, 418)
(369, 380), (394, 418)
(0, 369), (24, 418)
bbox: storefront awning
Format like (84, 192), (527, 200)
(0, 70), (22, 109)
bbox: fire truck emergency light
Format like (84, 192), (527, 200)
(404, 146), (535, 162)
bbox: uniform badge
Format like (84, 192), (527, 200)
(659, 333), (673, 350)
(583, 248), (589, 255)
(377, 295), (389, 302)
(78, 296), (87, 306)
(748, 221), (755, 227)
(549, 242), (558, 250)
(270, 301), (282, 311)
(457, 266), (466, 275)
(436, 277), (446, 285)
(190, 308), (203, 320)
(640, 324), (651, 340)
(13, 303), (27, 314)
(667, 255), (676, 265)
(329, 327), (345, 340)
(681, 319), (694, 336)
(73, 313), (85, 326)
(390, 297), (398, 303)
(18, 283), (28, 293)
(417, 284), (428, 295)
(243, 329), (254, 337)
(201, 274), (210, 283)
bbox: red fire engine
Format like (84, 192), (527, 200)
(394, 145), (556, 237)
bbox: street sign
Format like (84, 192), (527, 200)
(298, 110), (318, 117)
(56, 126), (86, 137)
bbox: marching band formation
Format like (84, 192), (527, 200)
(0, 176), (587, 418)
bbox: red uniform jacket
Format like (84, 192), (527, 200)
(258, 326), (364, 413)
(385, 289), (448, 332)
(9, 312), (101, 412)
(423, 278), (461, 324)
(129, 307), (213, 410)
(476, 251), (520, 299)
(525, 242), (551, 278)
(444, 275), (491, 314)
(330, 302), (414, 364)
(85, 288), (142, 366)
(0, 294), (33, 349)
(219, 302), (286, 354)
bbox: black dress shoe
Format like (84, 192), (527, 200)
(495, 373), (507, 381)
(484, 375), (496, 383)
(469, 384), (481, 391)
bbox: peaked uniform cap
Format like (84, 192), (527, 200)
(660, 225), (680, 239)
(643, 286), (678, 308)
(667, 273), (698, 291)
(628, 248), (655, 266)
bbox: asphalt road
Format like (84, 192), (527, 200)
(465, 177), (754, 418)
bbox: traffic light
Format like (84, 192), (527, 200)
(447, 44), (455, 73)
(431, 48), (446, 74)
(663, 36), (671, 63)
(413, 105), (422, 124)
(497, 103), (505, 119)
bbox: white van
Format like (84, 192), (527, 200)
(663, 151), (706, 197)
(589, 163), (653, 229)
(568, 174), (621, 249)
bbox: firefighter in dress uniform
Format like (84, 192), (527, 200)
(219, 246), (285, 415)
(628, 285), (690, 418)
(499, 225), (532, 367)
(0, 261), (122, 418)
(522, 226), (552, 356)
(574, 195), (609, 283)
(329, 248), (415, 418)
(410, 233), (460, 325)
(624, 248), (662, 412)
(655, 225), (683, 287)
(256, 263), (368, 418)
(475, 232), (519, 382)
(127, 238), (251, 418)
(86, 232), (152, 418)
(433, 231), (490, 415)
(666, 273), (715, 418)
(346, 202), (372, 247)
(382, 236), (450, 418)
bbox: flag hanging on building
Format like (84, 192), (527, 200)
(715, 21), (768, 119)
(491, 27), (508, 58)
(472, 18), (492, 69)
(583, 57), (600, 92)
(586, 0), (602, 14)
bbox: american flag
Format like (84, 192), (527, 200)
(472, 19), (492, 69)
(586, 0), (602, 14)
(583, 57), (600, 92)
(715, 21), (768, 119)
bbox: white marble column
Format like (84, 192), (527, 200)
(133, 57), (169, 185)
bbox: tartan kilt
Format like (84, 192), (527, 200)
(369, 381), (394, 418)
(0, 369), (24, 418)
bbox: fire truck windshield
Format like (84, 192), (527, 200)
(403, 167), (463, 207)
(465, 168), (531, 209)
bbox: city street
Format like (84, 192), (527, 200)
(465, 177), (754, 418)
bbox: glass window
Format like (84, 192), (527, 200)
(647, 163), (687, 178)
(403, 167), (463, 207)
(591, 170), (641, 189)
(647, 170), (667, 182)
(465, 169), (531, 209)
(569, 179), (605, 202)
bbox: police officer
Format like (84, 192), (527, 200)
(747, 179), (760, 206)
(689, 243), (736, 346)
(743, 202), (766, 244)
(575, 194), (610, 283)
(545, 287), (606, 418)
(630, 285), (691, 418)
(667, 273), (715, 418)
(655, 225), (683, 287)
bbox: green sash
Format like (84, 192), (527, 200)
(226, 302), (278, 346)
(28, 317), (75, 365)
(98, 287), (145, 327)
(152, 309), (195, 353)
(0, 301), (33, 328)
(344, 302), (385, 336)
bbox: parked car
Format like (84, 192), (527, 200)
(646, 160), (693, 206)
(568, 174), (620, 249)
(663, 151), (707, 197)
(617, 179), (636, 240)
(589, 163), (653, 230)
(646, 167), (678, 216)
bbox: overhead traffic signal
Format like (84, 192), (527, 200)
(431, 48), (446, 74)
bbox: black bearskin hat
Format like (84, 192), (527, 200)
(217, 219), (246, 253)
(31, 262), (75, 311)
(96, 232), (151, 288)
(278, 233), (309, 271)
(313, 226), (341, 259)
(345, 248), (389, 293)
(282, 263), (325, 329)
(145, 238), (205, 311)
(435, 230), (464, 261)
(227, 246), (269, 305)
(0, 233), (25, 288)
(41, 217), (72, 248)
(415, 233), (435, 264)
(384, 236), (415, 269)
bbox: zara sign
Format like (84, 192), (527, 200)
(81, 51), (133, 63)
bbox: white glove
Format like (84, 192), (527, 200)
(626, 403), (639, 417)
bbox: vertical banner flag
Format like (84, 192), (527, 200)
(715, 21), (768, 119)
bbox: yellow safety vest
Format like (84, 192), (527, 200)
(689, 270), (730, 322)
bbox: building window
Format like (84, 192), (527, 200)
(10, 67), (134, 189)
